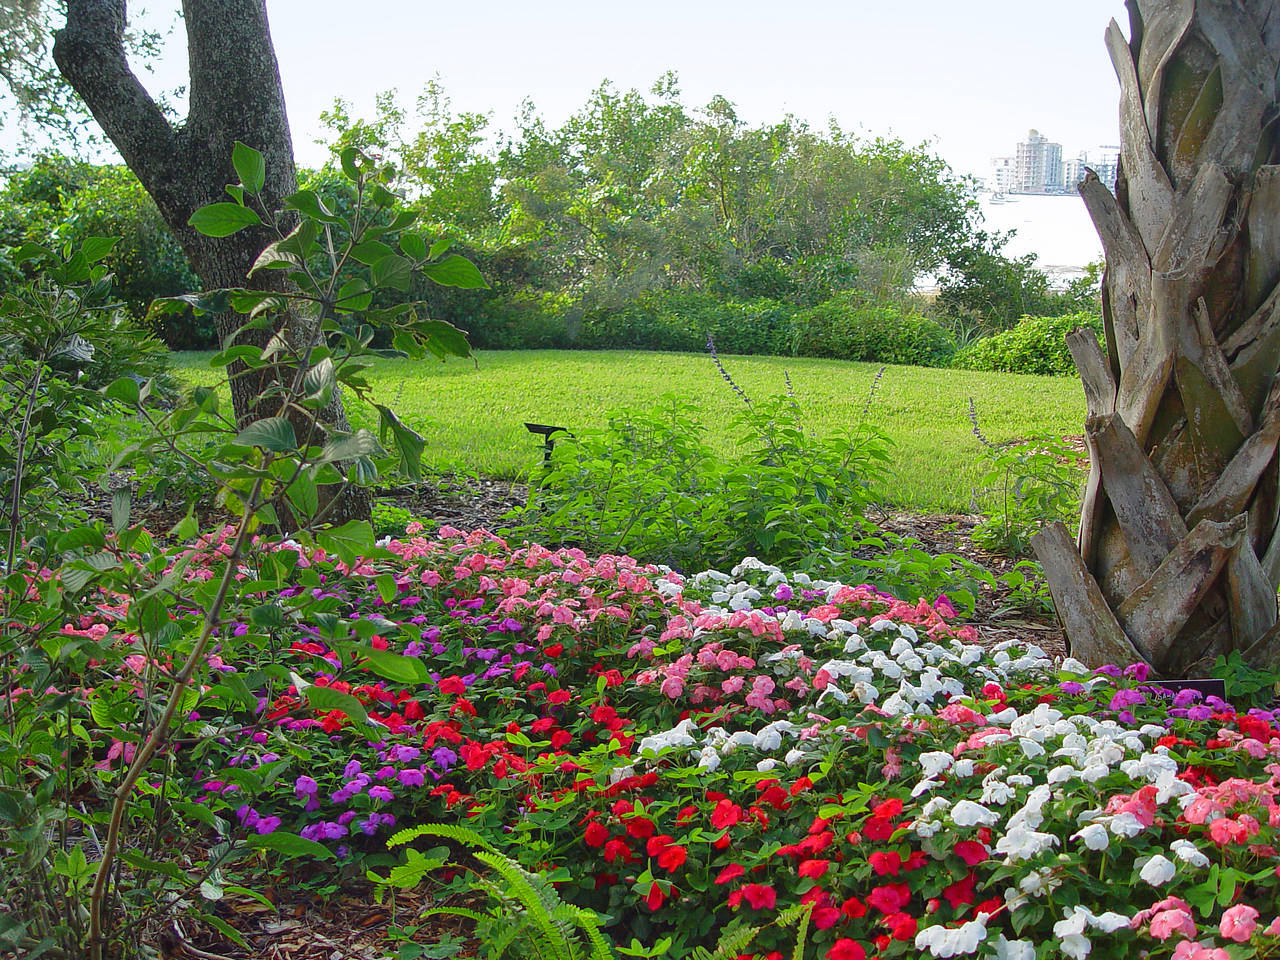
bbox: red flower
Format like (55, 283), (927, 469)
(952, 840), (988, 866)
(872, 798), (903, 819)
(711, 798), (744, 830)
(714, 862), (745, 885)
(866, 883), (910, 915)
(798, 859), (830, 879)
(646, 834), (675, 856)
(741, 884), (777, 910)
(603, 838), (635, 863)
(826, 939), (867, 960)
(942, 873), (976, 910)
(627, 818), (657, 840)
(645, 883), (666, 911)
(903, 850), (929, 871)
(584, 821), (609, 848)
(544, 643), (564, 658)
(657, 844), (687, 872)
(869, 851), (902, 876)
(812, 905), (842, 929)
(438, 675), (466, 696)
(885, 911), (917, 941)
(790, 776), (813, 796)
(840, 896), (867, 919)
(548, 689), (571, 705)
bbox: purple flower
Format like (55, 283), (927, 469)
(255, 816), (282, 835)
(1172, 688), (1203, 707)
(343, 759), (362, 779)
(1123, 663), (1151, 682)
(1093, 664), (1123, 679)
(1058, 681), (1085, 695)
(1186, 705), (1215, 722)
(398, 768), (425, 787)
(300, 821), (348, 841)
(338, 810), (359, 825)
(368, 785), (394, 802)
(1108, 689), (1147, 710)
(432, 746), (458, 771)
(772, 584), (794, 602)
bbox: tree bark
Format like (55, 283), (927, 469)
(53, 0), (370, 524)
(1033, 0), (1280, 677)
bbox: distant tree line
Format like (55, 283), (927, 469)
(1, 74), (1097, 355)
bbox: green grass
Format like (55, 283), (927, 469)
(170, 349), (1085, 513)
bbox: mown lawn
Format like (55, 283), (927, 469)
(171, 349), (1085, 513)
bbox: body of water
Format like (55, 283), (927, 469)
(977, 193), (1104, 275)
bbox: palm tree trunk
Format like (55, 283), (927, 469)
(1034, 0), (1280, 676)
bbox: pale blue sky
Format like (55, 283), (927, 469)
(104, 0), (1127, 180)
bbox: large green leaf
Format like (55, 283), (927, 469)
(188, 202), (262, 237)
(303, 684), (371, 727)
(236, 418), (298, 452)
(248, 832), (336, 860)
(232, 141), (267, 194)
(316, 519), (375, 566)
(363, 646), (431, 684)
(422, 254), (488, 289)
(375, 405), (427, 480)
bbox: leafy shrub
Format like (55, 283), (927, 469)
(791, 292), (956, 367)
(579, 292), (798, 356)
(952, 312), (1104, 377)
(508, 363), (889, 573)
(465, 291), (577, 349)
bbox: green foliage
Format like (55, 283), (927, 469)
(509, 360), (889, 573)
(968, 405), (1085, 557)
(0, 156), (204, 345)
(578, 292), (798, 355)
(791, 292), (956, 367)
(953, 313), (1104, 377)
(1212, 651), (1280, 709)
(0, 143), (479, 959)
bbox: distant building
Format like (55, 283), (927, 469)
(988, 156), (1016, 194)
(1014, 129), (1064, 194)
(1064, 146), (1120, 193)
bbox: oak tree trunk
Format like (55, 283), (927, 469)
(1033, 0), (1280, 676)
(53, 0), (370, 524)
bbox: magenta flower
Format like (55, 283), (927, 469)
(368, 785), (394, 802)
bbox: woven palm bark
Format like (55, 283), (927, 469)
(1033, 0), (1280, 676)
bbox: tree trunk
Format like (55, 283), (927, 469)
(1033, 0), (1280, 676)
(52, 0), (370, 524)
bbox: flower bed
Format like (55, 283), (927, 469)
(62, 526), (1280, 960)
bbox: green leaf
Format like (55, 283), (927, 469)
(351, 240), (396, 266)
(316, 519), (375, 566)
(422, 254), (487, 289)
(104, 376), (140, 406)
(55, 526), (106, 553)
(285, 190), (341, 223)
(188, 202), (262, 237)
(335, 278), (372, 313)
(375, 405), (427, 481)
(303, 684), (370, 727)
(236, 418), (298, 452)
(339, 146), (362, 181)
(285, 472), (319, 519)
(249, 239), (301, 274)
(428, 237), (455, 260)
(233, 141), (267, 194)
(363, 646), (430, 684)
(371, 254), (412, 291)
(247, 831), (336, 860)
(399, 233), (427, 260)
(81, 237), (119, 263)
(418, 320), (473, 361)
(111, 488), (131, 534)
(321, 430), (383, 462)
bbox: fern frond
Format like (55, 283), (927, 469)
(422, 906), (490, 924)
(474, 850), (576, 960)
(386, 821), (498, 852)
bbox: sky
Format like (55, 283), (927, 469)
(47, 0), (1129, 181)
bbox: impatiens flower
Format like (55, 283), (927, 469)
(798, 858), (830, 878)
(952, 840), (988, 865)
(1139, 854), (1176, 886)
(1148, 907), (1197, 941)
(1220, 904), (1260, 943)
(951, 800), (998, 827)
(584, 821), (609, 848)
(714, 863), (745, 884)
(915, 914), (989, 957)
(869, 851), (902, 876)
(826, 939), (866, 960)
(740, 884), (777, 910)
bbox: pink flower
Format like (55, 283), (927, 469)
(1220, 904), (1260, 943)
(1149, 908), (1197, 941)
(659, 676), (684, 699)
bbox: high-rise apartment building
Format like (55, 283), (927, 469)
(1014, 129), (1064, 194)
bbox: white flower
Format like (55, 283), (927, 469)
(914, 915), (988, 957)
(991, 935), (1036, 960)
(1170, 839), (1210, 868)
(1047, 764), (1077, 785)
(995, 826), (1059, 861)
(951, 800), (999, 827)
(1108, 812), (1146, 838)
(1019, 738), (1045, 759)
(1138, 854), (1176, 886)
(919, 751), (954, 778)
(953, 758), (975, 777)
(756, 758), (779, 771)
(1072, 823), (1110, 851)
(1090, 912), (1130, 932)
(1059, 933), (1092, 959)
(697, 746), (721, 772)
(987, 707), (1018, 725)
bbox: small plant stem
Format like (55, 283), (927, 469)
(86, 466), (272, 960)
